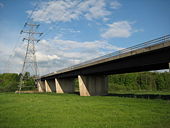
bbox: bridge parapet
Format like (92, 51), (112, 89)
(69, 35), (170, 70)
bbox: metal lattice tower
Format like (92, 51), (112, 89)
(19, 22), (43, 92)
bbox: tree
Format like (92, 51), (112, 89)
(0, 72), (36, 92)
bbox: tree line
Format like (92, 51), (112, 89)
(109, 72), (170, 91)
(0, 72), (35, 92)
(0, 71), (169, 92)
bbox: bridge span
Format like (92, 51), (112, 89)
(37, 35), (170, 96)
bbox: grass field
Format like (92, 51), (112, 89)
(0, 93), (170, 128)
(109, 90), (170, 95)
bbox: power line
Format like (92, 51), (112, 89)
(39, 0), (82, 40)
(18, 0), (44, 92)
(6, 0), (83, 75)
(21, 1), (40, 32)
(19, 22), (43, 93)
(4, 0), (41, 74)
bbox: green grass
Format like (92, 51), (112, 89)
(0, 93), (170, 128)
(109, 90), (170, 95)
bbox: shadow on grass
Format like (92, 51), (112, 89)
(13, 91), (170, 100)
(107, 93), (170, 100)
(34, 91), (80, 96)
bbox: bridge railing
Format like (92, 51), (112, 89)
(56, 34), (170, 73)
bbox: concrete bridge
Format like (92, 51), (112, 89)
(37, 35), (170, 96)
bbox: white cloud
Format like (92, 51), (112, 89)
(0, 41), (24, 73)
(0, 3), (4, 8)
(36, 52), (60, 62)
(110, 1), (121, 9)
(0, 37), (122, 75)
(84, 0), (110, 20)
(29, 0), (120, 23)
(103, 17), (110, 22)
(35, 38), (122, 74)
(101, 21), (134, 38)
(31, 0), (78, 23)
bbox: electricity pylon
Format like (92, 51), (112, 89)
(19, 22), (43, 92)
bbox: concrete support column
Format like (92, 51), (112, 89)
(45, 79), (56, 92)
(169, 62), (170, 72)
(78, 75), (108, 96)
(55, 78), (74, 93)
(37, 80), (45, 92)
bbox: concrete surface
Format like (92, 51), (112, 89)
(55, 78), (74, 93)
(78, 75), (108, 96)
(37, 80), (45, 92)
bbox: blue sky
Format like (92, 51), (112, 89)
(0, 0), (170, 75)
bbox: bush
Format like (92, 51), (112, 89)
(109, 72), (170, 92)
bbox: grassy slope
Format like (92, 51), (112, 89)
(0, 93), (170, 128)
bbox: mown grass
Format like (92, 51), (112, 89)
(0, 93), (170, 128)
(109, 90), (170, 95)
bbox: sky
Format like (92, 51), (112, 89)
(0, 0), (170, 75)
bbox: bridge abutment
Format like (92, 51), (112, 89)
(37, 80), (45, 92)
(55, 78), (74, 93)
(45, 79), (56, 92)
(78, 75), (108, 96)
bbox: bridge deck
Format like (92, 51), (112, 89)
(40, 35), (170, 79)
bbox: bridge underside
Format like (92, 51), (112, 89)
(42, 45), (170, 80)
(38, 41), (170, 96)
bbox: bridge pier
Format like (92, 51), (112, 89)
(37, 80), (45, 92)
(55, 78), (74, 93)
(45, 79), (56, 92)
(78, 75), (108, 96)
